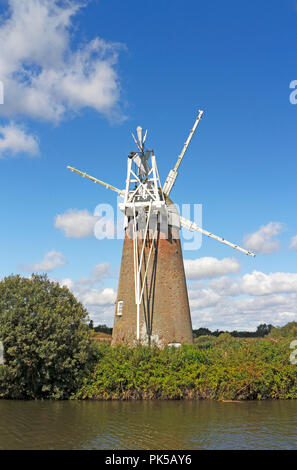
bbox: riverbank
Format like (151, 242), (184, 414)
(75, 335), (297, 401)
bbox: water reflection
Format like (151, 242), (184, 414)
(0, 400), (296, 450)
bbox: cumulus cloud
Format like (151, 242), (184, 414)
(184, 257), (241, 280)
(54, 209), (100, 238)
(56, 258), (297, 330)
(76, 262), (112, 287)
(189, 287), (297, 331)
(188, 288), (221, 309)
(232, 294), (290, 312)
(208, 271), (297, 298)
(241, 271), (297, 296)
(21, 250), (67, 272)
(72, 285), (116, 325)
(0, 122), (39, 157)
(0, 0), (124, 123)
(289, 235), (297, 252)
(243, 222), (284, 254)
(57, 264), (115, 324)
(188, 268), (297, 330)
(92, 263), (111, 280)
(86, 304), (115, 325)
(209, 276), (241, 296)
(79, 287), (116, 306)
(60, 278), (74, 290)
(56, 264), (297, 329)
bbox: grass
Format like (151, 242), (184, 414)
(90, 331), (112, 344)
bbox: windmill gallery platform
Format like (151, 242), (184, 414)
(68, 110), (255, 348)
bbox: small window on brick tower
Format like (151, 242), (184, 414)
(117, 300), (123, 316)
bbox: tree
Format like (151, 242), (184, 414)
(94, 324), (113, 335)
(192, 327), (212, 338)
(269, 321), (297, 339)
(256, 323), (273, 337)
(0, 274), (97, 399)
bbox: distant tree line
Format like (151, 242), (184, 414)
(88, 321), (113, 335)
(89, 322), (274, 338)
(192, 323), (274, 338)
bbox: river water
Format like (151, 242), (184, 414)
(0, 400), (296, 450)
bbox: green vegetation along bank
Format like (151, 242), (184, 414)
(76, 331), (297, 401)
(1, 274), (296, 401)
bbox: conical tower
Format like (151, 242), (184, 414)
(112, 204), (193, 347)
(67, 110), (255, 348)
(110, 125), (194, 347)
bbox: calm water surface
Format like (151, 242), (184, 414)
(0, 400), (296, 450)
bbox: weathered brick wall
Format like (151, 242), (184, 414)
(111, 224), (193, 347)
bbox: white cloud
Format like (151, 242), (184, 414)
(56, 266), (297, 330)
(189, 288), (297, 331)
(233, 294), (289, 312)
(241, 271), (297, 296)
(243, 222), (284, 254)
(188, 269), (297, 330)
(92, 263), (111, 280)
(277, 311), (296, 319)
(188, 288), (221, 309)
(21, 250), (67, 272)
(76, 262), (112, 286)
(0, 0), (124, 123)
(56, 261), (297, 330)
(0, 122), (39, 157)
(80, 287), (116, 306)
(184, 257), (241, 280)
(208, 271), (297, 297)
(209, 276), (241, 296)
(289, 235), (297, 252)
(55, 264), (116, 325)
(54, 209), (100, 238)
(60, 278), (74, 290)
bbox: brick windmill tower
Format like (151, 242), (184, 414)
(68, 110), (255, 347)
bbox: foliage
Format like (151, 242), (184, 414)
(0, 274), (97, 399)
(268, 322), (297, 339)
(216, 332), (233, 343)
(94, 323), (274, 339)
(193, 323), (274, 338)
(193, 327), (213, 337)
(194, 335), (217, 348)
(94, 324), (113, 335)
(76, 334), (297, 401)
(0, 282), (295, 402)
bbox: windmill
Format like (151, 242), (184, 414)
(67, 110), (255, 347)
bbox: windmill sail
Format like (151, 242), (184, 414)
(67, 110), (255, 348)
(163, 110), (204, 196)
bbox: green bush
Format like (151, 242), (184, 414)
(76, 336), (297, 401)
(194, 335), (217, 348)
(0, 274), (97, 399)
(216, 332), (233, 344)
(269, 322), (297, 339)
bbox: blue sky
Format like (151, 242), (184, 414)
(0, 0), (297, 329)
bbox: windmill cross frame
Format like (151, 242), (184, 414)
(67, 109), (256, 344)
